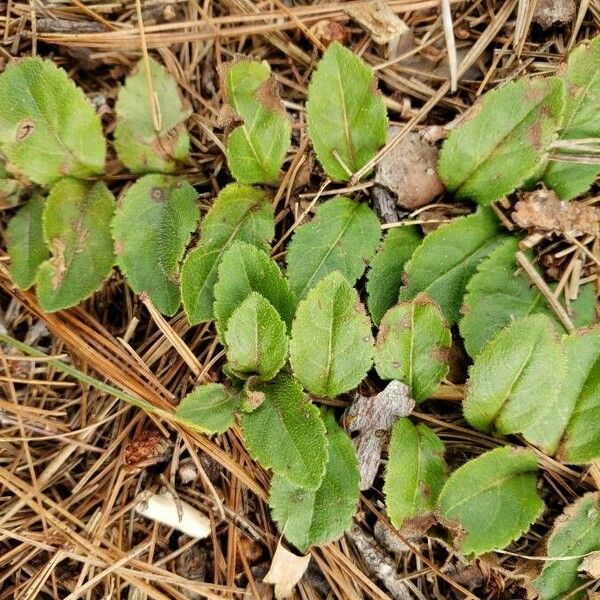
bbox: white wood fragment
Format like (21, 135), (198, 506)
(135, 490), (211, 539)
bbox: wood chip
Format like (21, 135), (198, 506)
(344, 380), (415, 490)
(345, 1), (412, 57)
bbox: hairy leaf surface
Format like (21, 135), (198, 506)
(115, 57), (191, 174)
(181, 184), (274, 324)
(460, 237), (596, 357)
(374, 296), (450, 403)
(112, 175), (199, 316)
(366, 227), (421, 326)
(241, 374), (327, 489)
(286, 197), (380, 299)
(37, 179), (115, 312)
(214, 242), (296, 335)
(438, 77), (564, 205)
(544, 36), (600, 199)
(0, 58), (105, 185)
(224, 292), (288, 381)
(384, 418), (447, 529)
(464, 315), (566, 454)
(533, 493), (600, 600)
(7, 194), (49, 289)
(399, 208), (505, 324)
(306, 42), (387, 181)
(223, 60), (291, 184)
(176, 383), (238, 434)
(290, 272), (373, 397)
(437, 446), (544, 556)
(269, 409), (360, 553)
(560, 329), (600, 464)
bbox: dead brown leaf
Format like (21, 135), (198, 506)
(264, 541), (310, 599)
(513, 188), (600, 238)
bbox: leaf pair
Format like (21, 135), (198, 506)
(439, 35), (600, 203)
(7, 180), (116, 312)
(181, 184), (275, 324)
(464, 315), (600, 462)
(385, 425), (543, 557)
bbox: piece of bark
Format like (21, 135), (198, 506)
(513, 188), (600, 238)
(344, 380), (415, 490)
(123, 429), (172, 469)
(375, 128), (445, 211)
(579, 551), (600, 579)
(533, 0), (576, 29)
(37, 17), (104, 33)
(309, 20), (348, 47)
(347, 524), (413, 600)
(370, 183), (403, 224)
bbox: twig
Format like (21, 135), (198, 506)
(515, 251), (575, 332)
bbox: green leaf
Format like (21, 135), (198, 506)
(544, 37), (600, 200)
(240, 373), (327, 489)
(460, 237), (596, 357)
(374, 295), (451, 403)
(181, 184), (274, 324)
(175, 383), (238, 434)
(366, 227), (421, 326)
(306, 42), (387, 181)
(533, 493), (600, 600)
(223, 59), (291, 184)
(7, 194), (49, 289)
(286, 197), (381, 299)
(463, 315), (567, 454)
(213, 242), (296, 336)
(269, 409), (360, 553)
(289, 272), (373, 397)
(114, 57), (191, 174)
(437, 446), (544, 557)
(559, 329), (600, 464)
(399, 208), (505, 324)
(36, 179), (115, 312)
(224, 292), (288, 381)
(0, 161), (25, 205)
(438, 77), (564, 205)
(0, 58), (105, 185)
(384, 418), (447, 529)
(112, 174), (199, 316)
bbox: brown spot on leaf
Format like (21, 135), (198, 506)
(114, 240), (124, 256)
(150, 124), (187, 163)
(527, 121), (543, 151)
(49, 237), (67, 291)
(16, 119), (35, 142)
(254, 75), (285, 114)
(524, 82), (546, 104)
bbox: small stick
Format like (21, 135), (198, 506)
(568, 258), (583, 301)
(440, 0), (458, 92)
(516, 251), (575, 333)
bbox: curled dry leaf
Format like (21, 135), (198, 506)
(263, 540), (310, 600)
(344, 380), (415, 490)
(533, 0), (576, 29)
(375, 128), (445, 210)
(135, 491), (211, 539)
(513, 188), (600, 238)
